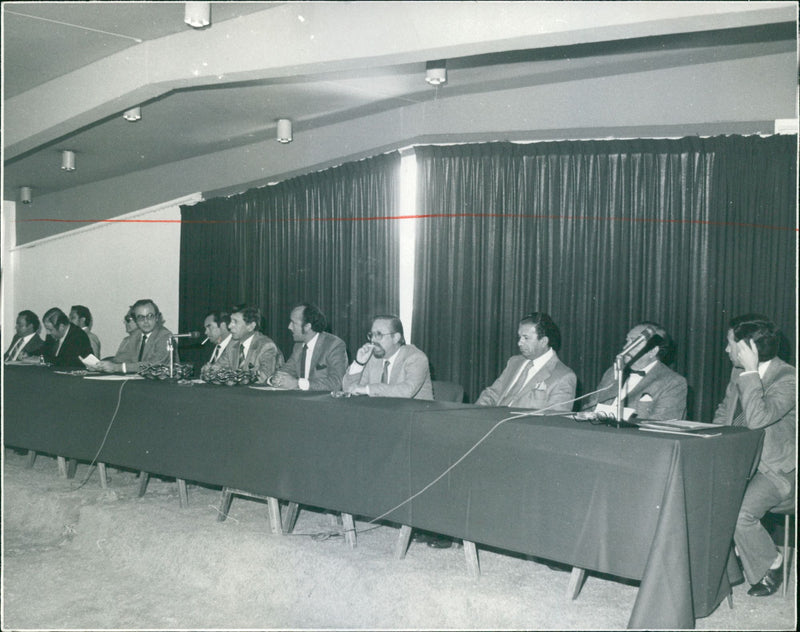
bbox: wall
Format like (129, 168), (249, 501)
(2, 195), (198, 357)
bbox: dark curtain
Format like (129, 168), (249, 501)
(412, 137), (796, 421)
(179, 152), (401, 360)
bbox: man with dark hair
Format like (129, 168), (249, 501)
(713, 313), (796, 597)
(69, 304), (101, 357)
(96, 299), (173, 373)
(201, 310), (233, 368)
(216, 304), (283, 383)
(271, 303), (348, 391)
(40, 307), (93, 368)
(343, 314), (433, 399)
(583, 321), (688, 420)
(4, 310), (46, 362)
(476, 312), (576, 411)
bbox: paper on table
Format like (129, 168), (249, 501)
(83, 374), (144, 380)
(79, 353), (101, 369)
(637, 419), (721, 432)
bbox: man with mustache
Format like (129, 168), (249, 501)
(342, 314), (432, 399)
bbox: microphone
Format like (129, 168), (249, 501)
(616, 325), (657, 364)
(170, 331), (202, 339)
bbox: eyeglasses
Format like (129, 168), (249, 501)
(135, 313), (157, 323)
(367, 331), (396, 342)
(124, 315), (135, 323)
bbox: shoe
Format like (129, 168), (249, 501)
(426, 535), (453, 549)
(747, 565), (783, 597)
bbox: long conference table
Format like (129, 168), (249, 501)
(3, 365), (762, 629)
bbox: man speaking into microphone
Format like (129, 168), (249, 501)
(583, 321), (687, 421)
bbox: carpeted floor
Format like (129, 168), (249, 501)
(1, 450), (796, 630)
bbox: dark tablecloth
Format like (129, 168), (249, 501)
(3, 366), (762, 629)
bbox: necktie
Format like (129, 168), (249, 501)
(210, 344), (222, 364)
(498, 360), (533, 406)
(299, 344), (308, 378)
(731, 396), (747, 427)
(138, 334), (148, 361)
(238, 343), (246, 370)
(381, 360), (390, 384)
(628, 369), (646, 377)
(6, 337), (24, 361)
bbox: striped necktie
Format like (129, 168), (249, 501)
(238, 343), (246, 369)
(381, 360), (390, 383)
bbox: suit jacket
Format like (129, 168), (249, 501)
(44, 323), (93, 368)
(476, 352), (577, 412)
(4, 333), (46, 361)
(279, 331), (348, 391)
(712, 359), (796, 493)
(342, 344), (433, 400)
(583, 361), (688, 421)
(113, 325), (174, 373)
(217, 332), (284, 384)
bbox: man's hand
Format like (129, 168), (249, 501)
(350, 384), (370, 396)
(736, 339), (760, 373)
(270, 372), (298, 389)
(354, 343), (374, 365)
(95, 360), (119, 373)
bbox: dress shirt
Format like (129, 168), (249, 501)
(369, 347), (401, 394)
(238, 334), (255, 365)
(614, 359), (658, 404)
(297, 333), (319, 391)
(8, 333), (36, 361)
(210, 334), (232, 364)
(740, 360), (772, 380)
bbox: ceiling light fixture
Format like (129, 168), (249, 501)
(20, 186), (32, 205)
(123, 106), (142, 122)
(425, 60), (447, 86)
(184, 2), (211, 28)
(61, 150), (76, 171)
(276, 118), (293, 144)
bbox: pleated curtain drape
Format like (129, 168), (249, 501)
(412, 136), (796, 421)
(179, 152), (401, 359)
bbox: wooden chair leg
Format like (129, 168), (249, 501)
(341, 512), (357, 548)
(727, 591), (734, 608)
(395, 525), (413, 559)
(98, 463), (108, 488)
(26, 450), (37, 468)
(57, 456), (68, 478)
(782, 514), (791, 598)
(66, 459), (78, 479)
(464, 540), (480, 578)
(282, 502), (300, 533)
(137, 471), (150, 497)
(217, 487), (233, 522)
(568, 567), (587, 599)
(177, 478), (189, 508)
(267, 497), (283, 535)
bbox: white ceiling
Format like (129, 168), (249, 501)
(3, 1), (796, 201)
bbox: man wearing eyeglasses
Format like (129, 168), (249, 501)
(95, 299), (173, 373)
(342, 314), (433, 399)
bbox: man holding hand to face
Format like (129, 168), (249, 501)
(342, 314), (432, 399)
(713, 314), (796, 597)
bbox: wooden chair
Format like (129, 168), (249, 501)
(138, 472), (189, 507)
(768, 497), (795, 597)
(216, 487), (285, 535)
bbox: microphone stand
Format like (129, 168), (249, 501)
(167, 337), (175, 379)
(613, 354), (626, 428)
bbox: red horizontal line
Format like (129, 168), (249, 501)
(16, 213), (797, 232)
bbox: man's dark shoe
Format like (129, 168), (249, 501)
(426, 534), (453, 549)
(747, 565), (783, 597)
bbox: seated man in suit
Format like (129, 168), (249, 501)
(216, 304), (283, 383)
(476, 312), (576, 412)
(4, 310), (46, 362)
(270, 303), (348, 391)
(713, 314), (795, 597)
(343, 314), (433, 399)
(69, 304), (101, 357)
(201, 310), (233, 370)
(582, 322), (687, 421)
(40, 307), (93, 368)
(95, 299), (174, 374)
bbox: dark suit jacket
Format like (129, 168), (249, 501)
(279, 331), (348, 391)
(584, 361), (688, 421)
(342, 344), (433, 400)
(4, 333), (46, 361)
(712, 358), (796, 493)
(476, 352), (577, 412)
(44, 324), (93, 368)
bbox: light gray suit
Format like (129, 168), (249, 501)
(280, 331), (348, 391)
(342, 344), (433, 400)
